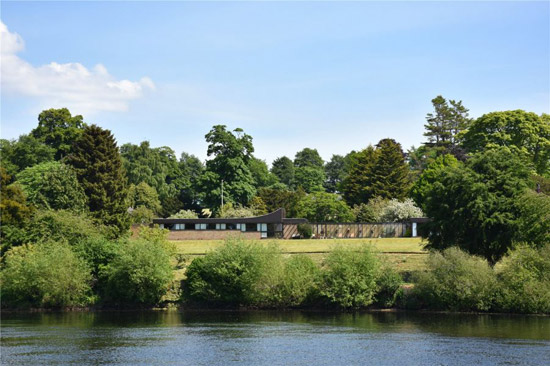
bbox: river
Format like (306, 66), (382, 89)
(1, 311), (549, 365)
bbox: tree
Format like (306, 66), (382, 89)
(424, 95), (471, 156)
(324, 154), (346, 193)
(0, 135), (55, 176)
(176, 152), (204, 211)
(127, 182), (161, 214)
(199, 125), (256, 210)
(378, 199), (424, 222)
(31, 108), (87, 160)
(369, 139), (410, 200)
(256, 187), (305, 217)
(294, 147), (324, 169)
(421, 147), (539, 264)
(410, 154), (459, 210)
(293, 166), (325, 193)
(271, 156), (295, 188)
(295, 192), (354, 222)
(248, 157), (278, 188)
(462, 110), (550, 176)
(16, 161), (87, 212)
(66, 125), (129, 237)
(341, 147), (377, 206)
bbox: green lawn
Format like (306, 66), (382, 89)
(172, 237), (426, 255)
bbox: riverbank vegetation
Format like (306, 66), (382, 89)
(1, 96), (549, 313)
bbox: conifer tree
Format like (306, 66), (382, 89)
(369, 139), (410, 200)
(341, 146), (377, 206)
(66, 125), (129, 236)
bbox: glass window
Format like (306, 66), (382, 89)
(195, 223), (207, 230)
(216, 223), (226, 230)
(174, 223), (185, 230)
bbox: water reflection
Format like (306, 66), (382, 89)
(2, 310), (549, 366)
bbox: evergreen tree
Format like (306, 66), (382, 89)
(294, 148), (324, 169)
(66, 125), (129, 236)
(369, 139), (410, 200)
(271, 156), (295, 188)
(324, 154), (346, 193)
(341, 146), (377, 206)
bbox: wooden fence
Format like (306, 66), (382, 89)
(309, 222), (410, 239)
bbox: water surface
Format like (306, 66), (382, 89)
(2, 311), (549, 365)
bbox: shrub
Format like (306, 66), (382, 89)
(169, 209), (199, 219)
(259, 254), (321, 308)
(495, 245), (550, 314)
(379, 199), (424, 222)
(1, 242), (93, 308)
(413, 247), (497, 311)
(184, 239), (281, 306)
(218, 203), (256, 218)
(375, 265), (403, 308)
(319, 245), (381, 308)
(100, 238), (173, 306)
(297, 223), (313, 238)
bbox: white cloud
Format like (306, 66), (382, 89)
(0, 21), (154, 115)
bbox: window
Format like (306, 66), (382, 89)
(216, 223), (226, 230)
(235, 223), (246, 232)
(195, 223), (207, 230)
(257, 223), (267, 232)
(174, 223), (185, 230)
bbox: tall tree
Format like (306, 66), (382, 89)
(324, 154), (346, 193)
(248, 157), (279, 189)
(174, 152), (204, 211)
(295, 192), (354, 222)
(16, 161), (87, 212)
(66, 125), (129, 236)
(341, 146), (377, 206)
(199, 125), (256, 210)
(462, 110), (550, 176)
(421, 147), (543, 264)
(369, 139), (411, 200)
(0, 135), (55, 176)
(424, 95), (471, 156)
(31, 108), (87, 159)
(271, 156), (295, 188)
(294, 147), (324, 169)
(293, 166), (325, 193)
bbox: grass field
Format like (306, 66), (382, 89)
(171, 237), (428, 274)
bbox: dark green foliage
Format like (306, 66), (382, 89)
(184, 239), (278, 306)
(319, 245), (381, 309)
(422, 147), (533, 263)
(463, 110), (550, 176)
(66, 125), (129, 237)
(341, 146), (377, 206)
(295, 192), (354, 222)
(16, 161), (87, 212)
(407, 145), (439, 180)
(100, 238), (173, 306)
(1, 242), (93, 308)
(248, 157), (278, 189)
(424, 95), (471, 156)
(413, 248), (498, 311)
(293, 166), (325, 193)
(256, 187), (305, 217)
(375, 265), (403, 308)
(495, 245), (550, 314)
(515, 191), (550, 246)
(0, 135), (56, 176)
(31, 108), (87, 160)
(199, 125), (256, 210)
(324, 154), (346, 193)
(73, 236), (118, 278)
(271, 156), (295, 188)
(297, 223), (313, 238)
(410, 154), (459, 210)
(0, 168), (33, 253)
(176, 152), (205, 211)
(369, 139), (411, 201)
(294, 148), (324, 169)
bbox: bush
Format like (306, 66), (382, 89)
(218, 203), (256, 218)
(1, 242), (93, 308)
(413, 247), (497, 311)
(259, 254), (321, 308)
(319, 245), (381, 308)
(379, 199), (424, 222)
(495, 245), (550, 314)
(169, 209), (199, 219)
(297, 223), (313, 238)
(100, 238), (174, 306)
(183, 239), (279, 307)
(375, 265), (403, 308)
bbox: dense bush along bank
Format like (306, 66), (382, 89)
(1, 235), (549, 314)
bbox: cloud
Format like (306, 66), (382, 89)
(0, 21), (154, 115)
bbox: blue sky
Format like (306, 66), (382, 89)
(1, 1), (549, 164)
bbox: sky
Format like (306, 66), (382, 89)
(1, 1), (549, 165)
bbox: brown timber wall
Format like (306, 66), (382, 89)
(167, 230), (261, 241)
(310, 222), (409, 239)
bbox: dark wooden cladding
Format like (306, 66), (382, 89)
(310, 222), (410, 239)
